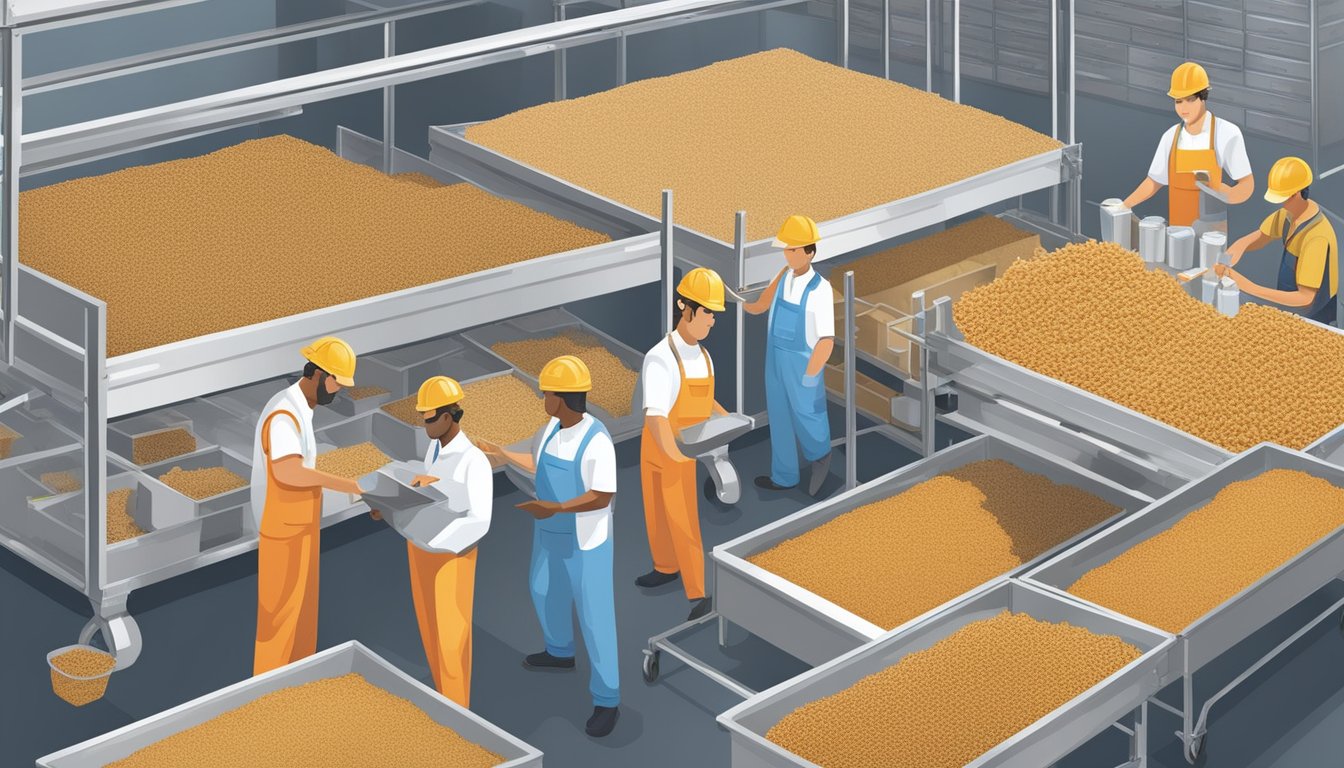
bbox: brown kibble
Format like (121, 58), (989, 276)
(1069, 469), (1344, 632)
(20, 135), (610, 357)
(844, 216), (1036, 296)
(316, 442), (391, 479)
(955, 241), (1344, 452)
(0, 422), (21, 459)
(106, 488), (145, 545)
(107, 673), (503, 767)
(132, 428), (196, 466)
(382, 395), (424, 426)
(491, 331), (638, 417)
(157, 466), (246, 501)
(347, 386), (389, 401)
(748, 460), (1119, 629)
(50, 647), (116, 707)
(40, 471), (82, 494)
(384, 376), (550, 448)
(466, 49), (1060, 243)
(766, 611), (1141, 768)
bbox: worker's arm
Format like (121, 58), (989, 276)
(805, 338), (835, 379)
(743, 270), (785, 316)
(520, 489), (615, 516)
(1217, 174), (1256, 205)
(1226, 271), (1318, 308)
(476, 440), (536, 473)
(422, 456), (494, 554)
(1225, 231), (1273, 266)
(646, 414), (690, 463)
(270, 455), (362, 495)
(1121, 178), (1163, 211)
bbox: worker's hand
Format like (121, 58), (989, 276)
(802, 371), (822, 388)
(1225, 241), (1247, 264)
(1212, 263), (1228, 279)
(411, 474), (439, 488)
(369, 509), (382, 521)
(475, 439), (500, 457)
(338, 478), (364, 495)
(517, 500), (558, 519)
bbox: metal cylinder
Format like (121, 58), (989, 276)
(1217, 277), (1240, 317)
(1138, 216), (1166, 264)
(1167, 226), (1196, 270)
(1199, 231), (1228, 270)
(1200, 274), (1218, 304)
(1100, 198), (1133, 250)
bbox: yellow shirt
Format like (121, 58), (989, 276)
(1260, 207), (1338, 297)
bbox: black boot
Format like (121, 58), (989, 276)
(586, 706), (620, 737)
(687, 597), (713, 621)
(522, 651), (575, 670)
(635, 569), (680, 588)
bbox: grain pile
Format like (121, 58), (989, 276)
(317, 442), (391, 479)
(347, 386), (389, 401)
(40, 471), (82, 494)
(50, 647), (116, 706)
(1069, 469), (1344, 633)
(107, 673), (503, 768)
(0, 422), (20, 459)
(20, 135), (610, 356)
(384, 377), (549, 448)
(955, 241), (1344, 452)
(158, 466), (247, 500)
(132, 428), (197, 465)
(844, 216), (1035, 296)
(466, 49), (1060, 243)
(383, 395), (426, 426)
(106, 488), (145, 544)
(766, 611), (1140, 768)
(748, 460), (1120, 629)
(491, 330), (638, 417)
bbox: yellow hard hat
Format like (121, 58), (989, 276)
(677, 267), (727, 312)
(772, 215), (821, 249)
(1168, 62), (1210, 99)
(539, 355), (592, 393)
(416, 375), (465, 413)
(301, 336), (356, 386)
(1265, 156), (1313, 204)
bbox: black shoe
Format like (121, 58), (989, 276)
(522, 651), (575, 670)
(586, 706), (620, 738)
(808, 452), (832, 497)
(755, 476), (796, 491)
(636, 569), (680, 588)
(688, 597), (713, 621)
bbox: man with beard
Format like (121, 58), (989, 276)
(251, 336), (365, 675)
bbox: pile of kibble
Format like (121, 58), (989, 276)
(383, 376), (549, 448)
(158, 466), (247, 501)
(955, 241), (1344, 452)
(766, 611), (1140, 768)
(106, 488), (146, 545)
(108, 673), (503, 768)
(491, 330), (638, 417)
(1069, 468), (1344, 633)
(50, 647), (117, 706)
(346, 386), (389, 401)
(466, 49), (1060, 243)
(20, 135), (610, 357)
(132, 428), (196, 466)
(316, 442), (391, 479)
(0, 422), (18, 459)
(40, 471), (82, 495)
(843, 215), (1033, 296)
(749, 460), (1120, 629)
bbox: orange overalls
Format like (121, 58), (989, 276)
(253, 410), (323, 676)
(406, 542), (478, 707)
(1168, 115), (1222, 228)
(640, 336), (714, 601)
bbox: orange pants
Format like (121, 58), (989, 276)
(254, 527), (320, 676)
(407, 542), (478, 708)
(641, 456), (705, 600)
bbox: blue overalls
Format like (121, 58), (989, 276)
(528, 418), (620, 708)
(1276, 210), (1337, 325)
(765, 269), (832, 487)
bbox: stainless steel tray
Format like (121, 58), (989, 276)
(712, 433), (1151, 666)
(718, 580), (1173, 768)
(140, 447), (252, 524)
(36, 641), (543, 767)
(1023, 442), (1344, 672)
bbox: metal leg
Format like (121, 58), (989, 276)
(2, 28), (20, 365)
(382, 21), (395, 174)
(553, 2), (567, 101)
(643, 610), (756, 698)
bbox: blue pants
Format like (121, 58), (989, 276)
(529, 526), (620, 707)
(765, 348), (832, 487)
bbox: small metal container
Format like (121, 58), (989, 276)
(1099, 199), (1133, 250)
(1199, 231), (1228, 269)
(1138, 216), (1167, 264)
(1167, 227), (1196, 270)
(1217, 277), (1240, 316)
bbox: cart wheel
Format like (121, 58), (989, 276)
(642, 651), (660, 684)
(703, 477), (729, 510)
(1185, 734), (1206, 766)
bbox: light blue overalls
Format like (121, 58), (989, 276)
(528, 418), (620, 708)
(765, 269), (832, 487)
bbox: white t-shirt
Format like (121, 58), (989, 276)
(776, 267), (836, 348)
(249, 383), (317, 531)
(1147, 114), (1253, 186)
(641, 333), (712, 418)
(419, 429), (493, 554)
(532, 414), (617, 549)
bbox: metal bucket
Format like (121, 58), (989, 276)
(1199, 231), (1228, 269)
(1167, 227), (1196, 270)
(1139, 216), (1167, 264)
(1100, 199), (1133, 250)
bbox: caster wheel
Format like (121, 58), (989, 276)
(703, 477), (730, 510)
(642, 652), (660, 684)
(1185, 734), (1206, 766)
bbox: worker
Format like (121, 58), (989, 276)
(251, 337), (365, 676)
(1121, 62), (1254, 232)
(477, 356), (620, 738)
(1215, 157), (1339, 325)
(374, 376), (492, 708)
(744, 215), (834, 498)
(635, 267), (731, 622)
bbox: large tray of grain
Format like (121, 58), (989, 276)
(712, 434), (1150, 666)
(36, 641), (542, 768)
(719, 580), (1172, 768)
